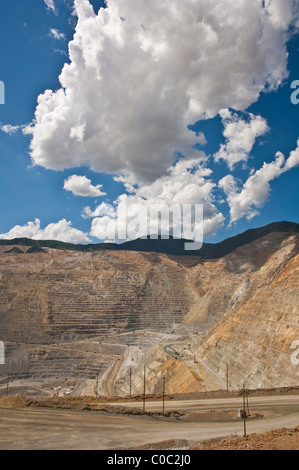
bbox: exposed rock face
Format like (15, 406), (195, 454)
(0, 225), (298, 396)
(0, 249), (196, 342)
(194, 233), (299, 390)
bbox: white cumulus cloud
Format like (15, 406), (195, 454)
(3, 0), (298, 241)
(63, 174), (106, 197)
(25, 0), (296, 184)
(219, 139), (299, 224)
(0, 218), (91, 244)
(82, 201), (116, 219)
(214, 110), (269, 170)
(90, 158), (225, 241)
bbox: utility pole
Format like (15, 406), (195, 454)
(162, 376), (166, 413)
(226, 361), (229, 394)
(242, 384), (247, 438)
(95, 372), (99, 398)
(6, 372), (9, 397)
(143, 363), (146, 413)
(129, 367), (132, 399)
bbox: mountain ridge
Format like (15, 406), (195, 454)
(0, 220), (298, 259)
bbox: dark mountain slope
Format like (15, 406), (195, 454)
(0, 221), (298, 259)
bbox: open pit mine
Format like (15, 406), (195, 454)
(0, 221), (298, 398)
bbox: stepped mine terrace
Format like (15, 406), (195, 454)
(0, 222), (298, 449)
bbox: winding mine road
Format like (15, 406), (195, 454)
(111, 394), (299, 414)
(0, 394), (299, 449)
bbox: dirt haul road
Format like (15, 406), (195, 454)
(0, 395), (299, 449)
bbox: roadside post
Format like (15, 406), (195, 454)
(243, 384), (247, 438)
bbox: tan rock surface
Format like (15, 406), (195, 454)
(0, 230), (298, 397)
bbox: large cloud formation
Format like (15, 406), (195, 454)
(26, 0), (298, 183)
(219, 140), (299, 224)
(4, 0), (293, 243)
(87, 158), (225, 240)
(0, 218), (90, 244)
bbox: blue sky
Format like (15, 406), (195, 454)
(0, 0), (298, 245)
